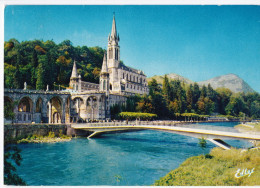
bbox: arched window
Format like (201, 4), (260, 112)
(126, 74), (128, 80)
(103, 80), (106, 90)
(115, 48), (118, 60)
(123, 73), (125, 79)
(109, 48), (113, 59)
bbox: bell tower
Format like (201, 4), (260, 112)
(107, 14), (120, 91)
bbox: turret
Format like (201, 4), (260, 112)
(71, 61), (78, 78)
(99, 52), (110, 93)
(70, 61), (81, 91)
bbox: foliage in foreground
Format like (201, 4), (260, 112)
(4, 145), (26, 185)
(154, 147), (260, 186)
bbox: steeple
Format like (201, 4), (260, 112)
(101, 52), (108, 73)
(71, 61), (78, 78)
(111, 14), (117, 39)
(109, 13), (119, 42)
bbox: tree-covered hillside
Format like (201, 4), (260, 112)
(4, 39), (105, 90)
(111, 76), (260, 119)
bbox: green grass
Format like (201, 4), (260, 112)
(154, 147), (260, 186)
(235, 122), (260, 133)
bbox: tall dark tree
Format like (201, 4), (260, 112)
(186, 84), (193, 112)
(13, 64), (23, 89)
(162, 75), (171, 102)
(193, 83), (200, 110)
(36, 63), (45, 90)
(148, 78), (161, 95)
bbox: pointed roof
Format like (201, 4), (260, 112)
(71, 61), (78, 78)
(111, 14), (117, 39)
(101, 52), (108, 73)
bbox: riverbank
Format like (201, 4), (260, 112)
(235, 122), (260, 147)
(17, 131), (72, 144)
(154, 147), (260, 186)
(235, 122), (260, 133)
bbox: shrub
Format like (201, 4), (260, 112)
(48, 131), (55, 138)
(119, 112), (157, 121)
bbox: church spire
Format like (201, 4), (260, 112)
(71, 60), (78, 78)
(111, 14), (117, 39)
(101, 52), (108, 73)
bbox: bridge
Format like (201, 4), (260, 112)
(72, 123), (260, 150)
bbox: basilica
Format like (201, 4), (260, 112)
(4, 15), (149, 124)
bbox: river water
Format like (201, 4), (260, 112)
(16, 122), (252, 186)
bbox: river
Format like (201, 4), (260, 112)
(16, 122), (252, 186)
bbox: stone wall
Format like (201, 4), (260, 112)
(4, 124), (68, 140)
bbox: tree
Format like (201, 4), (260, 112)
(225, 94), (246, 116)
(162, 75), (171, 102)
(186, 84), (193, 112)
(4, 145), (26, 185)
(148, 79), (161, 95)
(36, 63), (45, 90)
(13, 64), (23, 89)
(193, 83), (200, 111)
(198, 137), (207, 150)
(200, 85), (207, 98)
(136, 95), (154, 113)
(216, 88), (232, 115)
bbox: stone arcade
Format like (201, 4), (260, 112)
(4, 15), (149, 124)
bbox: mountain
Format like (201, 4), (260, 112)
(147, 73), (193, 86)
(198, 74), (255, 93)
(148, 73), (255, 93)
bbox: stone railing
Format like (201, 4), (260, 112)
(4, 88), (70, 95)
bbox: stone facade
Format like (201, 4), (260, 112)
(4, 15), (148, 124)
(69, 15), (149, 96)
(4, 89), (71, 124)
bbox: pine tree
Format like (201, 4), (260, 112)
(200, 85), (207, 98)
(162, 75), (171, 102)
(36, 63), (45, 90)
(13, 64), (22, 89)
(186, 84), (193, 112)
(193, 83), (200, 108)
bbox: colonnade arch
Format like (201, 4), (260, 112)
(18, 97), (33, 112)
(48, 96), (63, 124)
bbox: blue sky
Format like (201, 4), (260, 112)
(4, 5), (260, 92)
